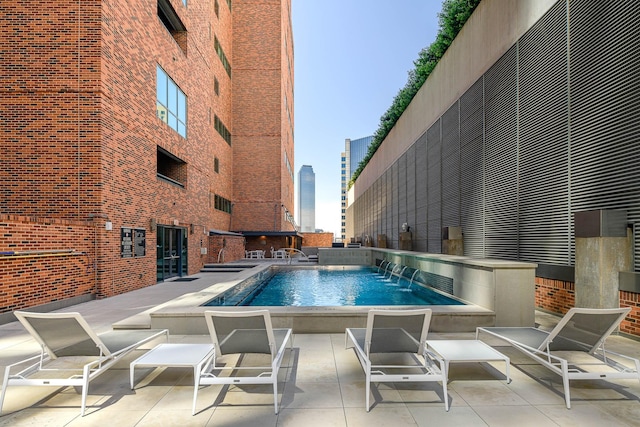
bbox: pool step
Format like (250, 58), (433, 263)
(200, 263), (257, 273)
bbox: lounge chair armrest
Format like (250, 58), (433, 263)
(593, 347), (640, 372)
(422, 343), (446, 368)
(4, 354), (47, 379)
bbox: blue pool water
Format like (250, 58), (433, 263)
(205, 266), (465, 307)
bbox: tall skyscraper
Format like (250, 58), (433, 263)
(341, 136), (373, 240)
(298, 165), (316, 232)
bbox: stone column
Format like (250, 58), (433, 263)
(442, 226), (463, 256)
(574, 210), (631, 309)
(399, 232), (412, 251)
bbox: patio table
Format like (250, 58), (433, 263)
(427, 339), (511, 383)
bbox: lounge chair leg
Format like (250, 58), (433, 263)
(193, 365), (202, 416)
(273, 380), (279, 414)
(560, 360), (571, 409)
(365, 376), (371, 411)
(442, 365), (449, 411)
(81, 372), (89, 416)
(0, 366), (10, 416)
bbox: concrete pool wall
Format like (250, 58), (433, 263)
(319, 248), (537, 327)
(138, 248), (536, 334)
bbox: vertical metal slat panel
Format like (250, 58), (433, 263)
(570, 0), (640, 270)
(518, 0), (570, 265)
(460, 78), (485, 257)
(414, 133), (428, 252)
(405, 144), (417, 238)
(441, 101), (461, 229)
(427, 120), (442, 253)
(397, 153), (408, 233)
(484, 45), (519, 260)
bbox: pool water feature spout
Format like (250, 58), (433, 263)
(408, 269), (419, 288)
(396, 266), (408, 285)
(377, 260), (388, 275)
(398, 269), (420, 292)
(383, 263), (397, 280)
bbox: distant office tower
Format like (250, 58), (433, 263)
(298, 165), (316, 232)
(341, 136), (374, 240)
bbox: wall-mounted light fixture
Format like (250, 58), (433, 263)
(105, 221), (113, 231)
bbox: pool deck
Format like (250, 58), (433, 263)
(1, 265), (640, 426)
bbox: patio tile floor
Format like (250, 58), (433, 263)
(1, 273), (639, 426)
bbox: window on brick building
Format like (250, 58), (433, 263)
(214, 37), (232, 77)
(214, 115), (231, 145)
(214, 194), (232, 213)
(214, 77), (219, 96)
(157, 147), (186, 187)
(214, 157), (220, 173)
(158, 0), (187, 54)
(214, 0), (219, 17)
(157, 65), (187, 138)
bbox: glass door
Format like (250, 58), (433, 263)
(157, 226), (187, 281)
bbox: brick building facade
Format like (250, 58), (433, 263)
(0, 0), (294, 316)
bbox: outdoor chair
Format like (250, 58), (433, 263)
(345, 308), (449, 411)
(194, 310), (292, 414)
(1, 311), (168, 416)
(477, 307), (640, 408)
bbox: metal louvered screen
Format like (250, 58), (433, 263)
(405, 144), (417, 239)
(414, 133), (428, 252)
(441, 102), (460, 230)
(518, 0), (570, 265)
(569, 0), (640, 269)
(427, 120), (442, 253)
(349, 0), (640, 272)
(484, 46), (518, 260)
(460, 78), (485, 257)
(397, 153), (408, 232)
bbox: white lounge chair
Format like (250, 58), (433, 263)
(194, 310), (292, 414)
(477, 307), (640, 408)
(1, 311), (168, 416)
(345, 308), (449, 411)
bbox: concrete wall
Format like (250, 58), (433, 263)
(316, 248), (536, 327)
(368, 249), (536, 327)
(353, 0), (557, 197)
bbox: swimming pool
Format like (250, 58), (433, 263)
(204, 266), (465, 307)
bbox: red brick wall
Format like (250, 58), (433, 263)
(207, 235), (245, 263)
(535, 277), (640, 337)
(302, 232), (334, 247)
(0, 215), (95, 314)
(620, 291), (640, 336)
(0, 1), (102, 219)
(0, 0), (290, 308)
(535, 277), (575, 314)
(232, 0), (295, 232)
